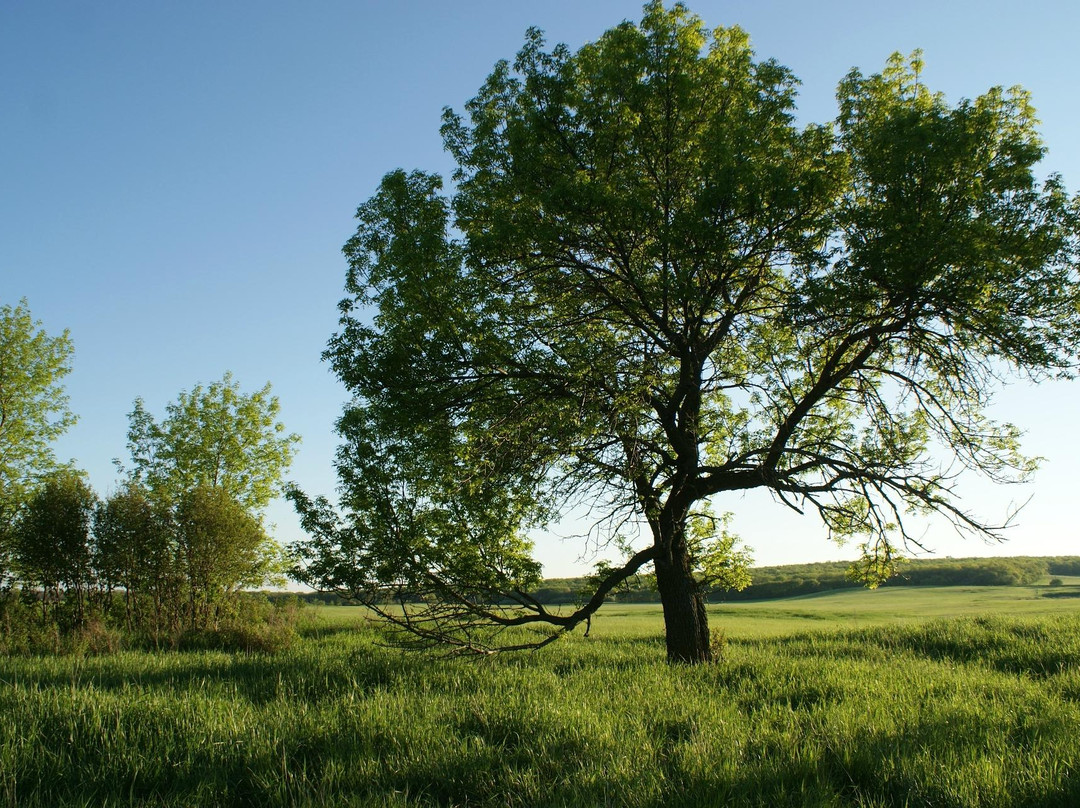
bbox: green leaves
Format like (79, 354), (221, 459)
(832, 51), (1079, 374)
(121, 372), (300, 514)
(12, 469), (97, 614)
(686, 505), (752, 594)
(113, 373), (298, 624)
(0, 299), (77, 532)
(176, 485), (277, 606)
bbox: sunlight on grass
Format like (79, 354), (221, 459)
(3, 587), (1080, 806)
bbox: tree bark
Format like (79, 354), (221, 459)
(654, 547), (711, 664)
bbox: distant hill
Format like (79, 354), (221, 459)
(527, 556), (1080, 605)
(288, 555), (1080, 606)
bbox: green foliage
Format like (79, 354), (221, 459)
(0, 363), (301, 650)
(847, 540), (907, 587)
(93, 483), (179, 631)
(687, 505), (753, 594)
(1046, 557), (1080, 576)
(298, 2), (1080, 660)
(12, 469), (98, 624)
(535, 555), (1078, 603)
(175, 594), (300, 654)
(176, 486), (283, 630)
(122, 371), (300, 513)
(114, 373), (297, 635)
(0, 299), (76, 539)
(892, 556), (1046, 588)
(2, 477), (291, 646)
(0, 591), (304, 656)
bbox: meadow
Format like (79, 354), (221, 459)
(3, 585), (1080, 807)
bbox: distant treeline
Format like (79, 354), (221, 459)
(287, 556), (1080, 608)
(525, 556), (1080, 605)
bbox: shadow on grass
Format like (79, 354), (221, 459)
(735, 615), (1080, 679)
(0, 639), (411, 707)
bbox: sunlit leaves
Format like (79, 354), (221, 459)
(686, 504), (752, 593)
(12, 469), (96, 615)
(121, 372), (300, 514)
(0, 299), (77, 531)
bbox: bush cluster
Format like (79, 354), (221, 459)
(0, 470), (293, 655)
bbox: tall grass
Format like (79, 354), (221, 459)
(2, 593), (1080, 806)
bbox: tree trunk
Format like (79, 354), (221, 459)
(654, 548), (711, 664)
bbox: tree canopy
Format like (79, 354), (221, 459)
(12, 468), (97, 623)
(0, 299), (77, 536)
(121, 371), (300, 514)
(175, 485), (279, 629)
(291, 2), (1080, 662)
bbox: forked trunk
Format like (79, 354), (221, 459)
(654, 549), (711, 664)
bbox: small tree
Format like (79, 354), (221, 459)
(93, 484), (178, 632)
(13, 470), (97, 624)
(292, 3), (1080, 662)
(175, 486), (280, 629)
(116, 375), (297, 632)
(0, 299), (77, 537)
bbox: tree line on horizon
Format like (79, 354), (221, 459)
(521, 555), (1080, 606)
(290, 555), (1080, 608)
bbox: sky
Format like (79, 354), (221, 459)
(3, 0), (1078, 577)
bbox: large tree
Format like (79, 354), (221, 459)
(292, 3), (1080, 662)
(0, 299), (77, 538)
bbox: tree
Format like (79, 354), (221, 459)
(13, 469), (97, 623)
(121, 372), (301, 513)
(93, 483), (178, 631)
(175, 485), (279, 629)
(117, 374), (296, 631)
(291, 3), (1080, 662)
(0, 299), (77, 538)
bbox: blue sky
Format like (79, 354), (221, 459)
(3, 1), (1078, 576)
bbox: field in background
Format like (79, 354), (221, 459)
(3, 584), (1080, 806)
(314, 581), (1080, 638)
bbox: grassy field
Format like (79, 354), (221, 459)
(557, 583), (1080, 640)
(3, 585), (1080, 806)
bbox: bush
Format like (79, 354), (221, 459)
(176, 620), (296, 654)
(0, 586), (306, 656)
(67, 617), (124, 655)
(709, 627), (727, 662)
(175, 594), (303, 654)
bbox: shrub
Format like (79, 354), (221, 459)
(176, 621), (296, 654)
(67, 617), (124, 655)
(175, 593), (302, 654)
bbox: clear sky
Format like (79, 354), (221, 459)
(3, 1), (1078, 577)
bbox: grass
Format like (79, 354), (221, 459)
(3, 585), (1080, 806)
